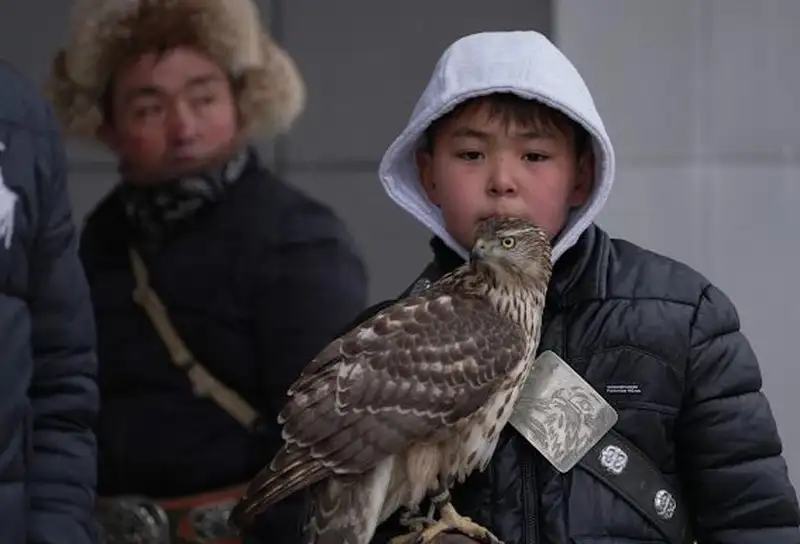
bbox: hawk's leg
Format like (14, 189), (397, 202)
(417, 500), (503, 544)
(398, 503), (437, 533)
(389, 481), (503, 544)
(389, 501), (436, 544)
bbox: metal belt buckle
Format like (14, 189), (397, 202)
(182, 497), (240, 543)
(96, 496), (170, 544)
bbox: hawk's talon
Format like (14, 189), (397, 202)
(390, 510), (437, 544)
(398, 500), (438, 533)
(410, 502), (504, 544)
(398, 505), (436, 534)
(403, 515), (437, 534)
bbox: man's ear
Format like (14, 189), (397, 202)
(415, 149), (440, 206)
(569, 151), (595, 207)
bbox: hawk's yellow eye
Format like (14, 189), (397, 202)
(501, 237), (515, 249)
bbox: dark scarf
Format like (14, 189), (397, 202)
(118, 147), (254, 251)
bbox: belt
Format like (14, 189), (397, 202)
(97, 484), (245, 544)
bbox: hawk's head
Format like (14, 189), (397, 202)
(470, 216), (552, 289)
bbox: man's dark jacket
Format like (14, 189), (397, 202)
(78, 150), (369, 538)
(0, 61), (99, 544)
(273, 224), (800, 543)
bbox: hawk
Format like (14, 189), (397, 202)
(230, 216), (553, 544)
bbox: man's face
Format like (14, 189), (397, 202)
(99, 47), (240, 183)
(416, 103), (593, 249)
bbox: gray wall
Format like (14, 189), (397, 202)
(0, 0), (551, 303)
(1, 0), (797, 495)
(556, 0), (799, 490)
(271, 0), (552, 301)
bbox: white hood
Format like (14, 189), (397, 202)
(378, 30), (615, 263)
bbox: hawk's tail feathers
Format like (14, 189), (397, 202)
(303, 466), (392, 544)
(229, 453), (330, 529)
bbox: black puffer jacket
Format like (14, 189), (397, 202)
(0, 61), (99, 544)
(357, 225), (799, 543)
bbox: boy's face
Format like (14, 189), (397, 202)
(416, 102), (593, 249)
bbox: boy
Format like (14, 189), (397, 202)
(366, 30), (799, 542)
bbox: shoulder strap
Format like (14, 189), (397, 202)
(128, 247), (265, 434)
(578, 428), (694, 544)
(409, 261), (693, 543)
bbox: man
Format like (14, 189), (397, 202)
(46, 0), (368, 541)
(0, 60), (99, 544)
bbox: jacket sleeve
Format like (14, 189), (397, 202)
(26, 110), (99, 544)
(677, 284), (800, 543)
(247, 199), (369, 542)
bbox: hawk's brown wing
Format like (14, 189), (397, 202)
(231, 291), (526, 526)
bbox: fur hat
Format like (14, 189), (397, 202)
(46, 0), (306, 140)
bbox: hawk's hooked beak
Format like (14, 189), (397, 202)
(470, 239), (487, 262)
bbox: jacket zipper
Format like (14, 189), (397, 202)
(521, 455), (538, 544)
(522, 309), (558, 544)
